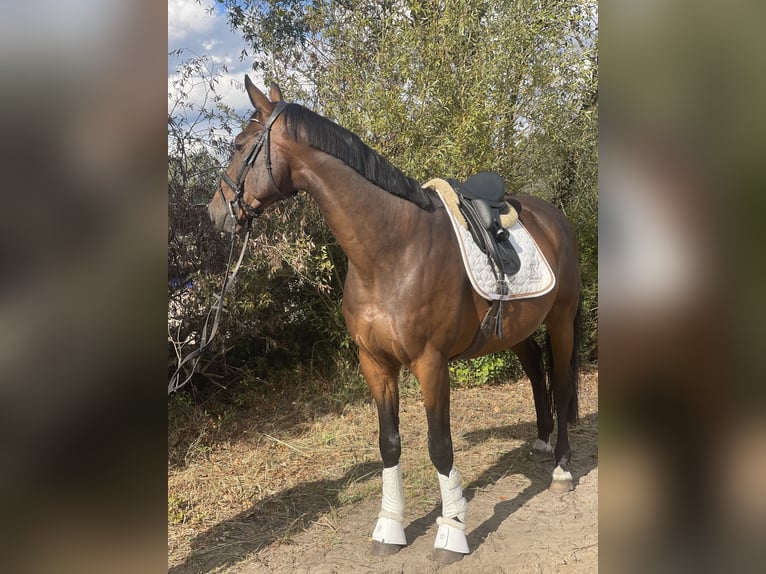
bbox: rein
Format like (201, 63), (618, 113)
(168, 226), (250, 394)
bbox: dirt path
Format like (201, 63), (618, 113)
(169, 373), (598, 573)
(235, 469), (598, 574)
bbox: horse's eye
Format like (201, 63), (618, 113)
(234, 143), (244, 152)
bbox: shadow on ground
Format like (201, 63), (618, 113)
(404, 412), (598, 549)
(169, 461), (381, 574)
(170, 413), (597, 573)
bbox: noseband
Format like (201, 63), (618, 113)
(219, 100), (289, 225)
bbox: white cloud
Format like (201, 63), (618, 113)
(168, 0), (215, 41)
(202, 39), (219, 52)
(168, 0), (269, 119)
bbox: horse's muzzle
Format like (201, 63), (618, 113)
(208, 199), (237, 233)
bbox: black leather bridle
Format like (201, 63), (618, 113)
(218, 100), (289, 226)
(170, 102), (291, 394)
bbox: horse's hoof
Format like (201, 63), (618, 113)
(371, 541), (404, 556)
(433, 548), (466, 565)
(549, 478), (574, 493)
(550, 465), (574, 493)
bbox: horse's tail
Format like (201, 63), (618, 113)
(545, 299), (582, 424)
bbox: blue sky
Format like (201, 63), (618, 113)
(168, 0), (261, 116)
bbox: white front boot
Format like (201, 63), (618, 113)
(434, 467), (470, 554)
(372, 464), (407, 546)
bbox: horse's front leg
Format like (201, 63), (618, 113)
(412, 354), (470, 564)
(359, 349), (407, 555)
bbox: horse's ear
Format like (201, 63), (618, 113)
(244, 75), (272, 111)
(268, 82), (283, 102)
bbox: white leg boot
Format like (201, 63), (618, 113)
(372, 464), (407, 546)
(434, 467), (470, 555)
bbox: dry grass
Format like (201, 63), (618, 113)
(168, 370), (598, 570)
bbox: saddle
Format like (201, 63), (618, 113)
(447, 172), (521, 293)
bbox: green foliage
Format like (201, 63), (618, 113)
(449, 352), (523, 388)
(168, 493), (193, 524)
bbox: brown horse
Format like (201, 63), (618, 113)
(208, 77), (581, 563)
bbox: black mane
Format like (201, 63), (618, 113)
(280, 104), (436, 211)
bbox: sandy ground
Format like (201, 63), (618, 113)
(169, 373), (598, 573)
(233, 469), (598, 574)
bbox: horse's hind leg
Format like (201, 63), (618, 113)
(359, 349), (407, 555)
(512, 337), (554, 453)
(546, 307), (580, 493)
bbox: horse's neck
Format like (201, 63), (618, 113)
(295, 150), (422, 274)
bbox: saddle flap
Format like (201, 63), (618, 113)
(457, 194), (520, 284)
(470, 198), (507, 230)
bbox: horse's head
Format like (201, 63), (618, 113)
(208, 76), (297, 232)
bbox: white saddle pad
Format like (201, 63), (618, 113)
(433, 188), (556, 301)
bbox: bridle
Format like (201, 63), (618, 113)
(168, 101), (291, 394)
(218, 100), (289, 227)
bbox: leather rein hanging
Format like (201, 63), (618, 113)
(168, 102), (289, 394)
(218, 100), (289, 226)
(168, 222), (250, 394)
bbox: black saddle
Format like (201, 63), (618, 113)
(448, 172), (520, 291)
(460, 171), (506, 202)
